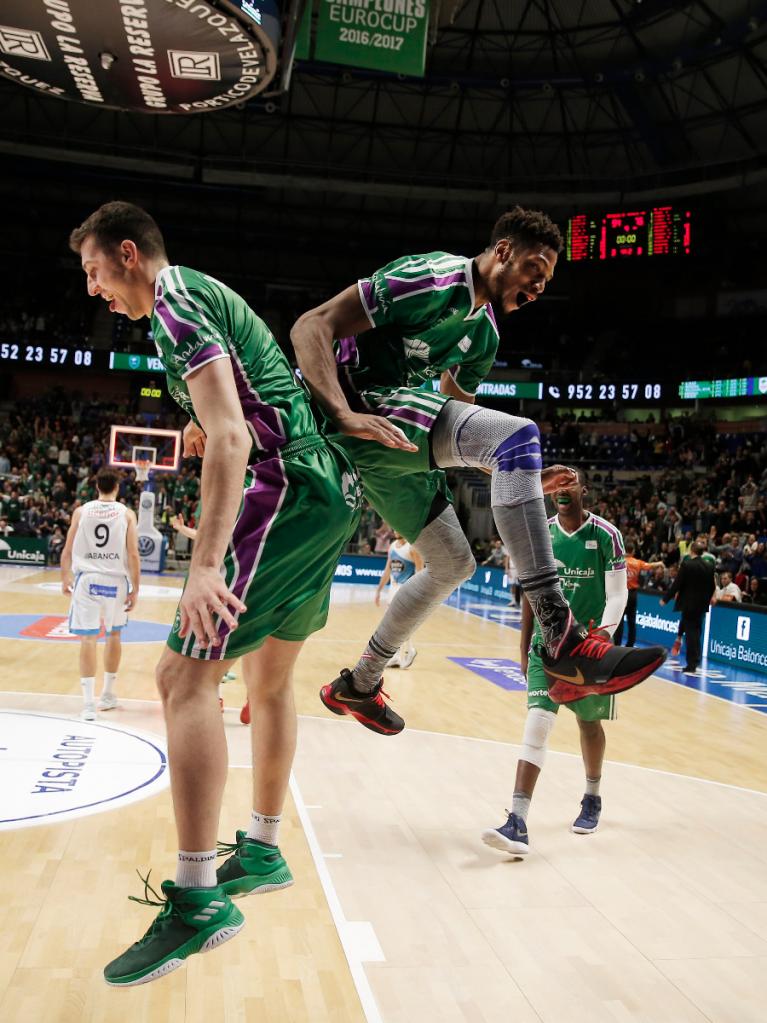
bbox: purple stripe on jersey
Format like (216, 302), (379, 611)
(336, 336), (359, 367)
(359, 278), (377, 314)
(594, 517), (623, 559)
(485, 303), (499, 337)
(387, 269), (466, 300)
(378, 405), (437, 429)
(154, 296), (197, 346)
(493, 423), (542, 472)
(229, 351), (286, 452)
(207, 459), (287, 660)
(187, 342), (226, 371)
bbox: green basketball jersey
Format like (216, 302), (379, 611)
(533, 512), (627, 642)
(346, 251), (499, 397)
(151, 265), (317, 452)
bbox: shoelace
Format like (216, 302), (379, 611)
(570, 620), (616, 660)
(127, 870), (173, 944)
(216, 839), (240, 857)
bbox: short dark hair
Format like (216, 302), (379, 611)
(625, 540), (635, 553)
(691, 541), (705, 556)
(96, 469), (121, 495)
(69, 201), (167, 259)
(490, 206), (564, 254)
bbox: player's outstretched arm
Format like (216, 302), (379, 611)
(60, 507), (82, 594)
(125, 509), (140, 611)
(292, 286), (417, 452)
(181, 357), (250, 648)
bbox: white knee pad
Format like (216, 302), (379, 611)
(519, 707), (557, 769)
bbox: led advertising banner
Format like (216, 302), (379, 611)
(298, 0), (429, 77)
(634, 591), (684, 646)
(708, 604), (767, 678)
(0, 0), (280, 113)
(678, 377), (767, 400)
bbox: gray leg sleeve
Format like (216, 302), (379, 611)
(431, 400), (571, 655)
(351, 506), (475, 690)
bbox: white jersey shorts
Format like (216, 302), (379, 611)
(68, 572), (129, 635)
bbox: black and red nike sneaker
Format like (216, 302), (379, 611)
(540, 619), (666, 704)
(320, 669), (404, 735)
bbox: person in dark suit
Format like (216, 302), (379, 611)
(661, 541), (716, 674)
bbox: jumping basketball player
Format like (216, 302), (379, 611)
(60, 468), (140, 720)
(70, 202), (360, 986)
(291, 207), (666, 735)
(375, 532), (424, 668)
(482, 470), (628, 856)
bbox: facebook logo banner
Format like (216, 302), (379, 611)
(709, 605), (767, 677)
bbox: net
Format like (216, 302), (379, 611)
(135, 459), (151, 484)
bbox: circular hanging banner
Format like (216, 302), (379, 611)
(0, 0), (280, 114)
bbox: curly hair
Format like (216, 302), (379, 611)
(69, 201), (167, 260)
(490, 206), (564, 254)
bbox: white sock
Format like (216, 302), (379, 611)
(246, 809), (282, 846)
(585, 776), (601, 796)
(81, 677), (95, 705)
(102, 672), (117, 696)
(176, 849), (217, 888)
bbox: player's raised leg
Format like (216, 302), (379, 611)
(216, 638), (299, 897)
(430, 399), (666, 700)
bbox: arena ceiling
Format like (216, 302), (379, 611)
(1, 0), (767, 272)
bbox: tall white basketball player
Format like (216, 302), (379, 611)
(374, 533), (424, 668)
(61, 468), (140, 720)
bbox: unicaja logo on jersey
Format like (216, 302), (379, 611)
(403, 337), (430, 361)
(736, 616), (751, 641)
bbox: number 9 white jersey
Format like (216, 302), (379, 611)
(71, 500), (129, 577)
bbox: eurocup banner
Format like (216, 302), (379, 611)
(296, 0), (429, 76)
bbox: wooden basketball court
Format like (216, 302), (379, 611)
(2, 564), (766, 1022)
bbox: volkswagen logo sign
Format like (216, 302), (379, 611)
(138, 536), (156, 558)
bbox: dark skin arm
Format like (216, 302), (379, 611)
(291, 285), (417, 452)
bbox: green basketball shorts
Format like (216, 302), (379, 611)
(167, 436), (361, 660)
(527, 648), (617, 721)
(331, 385), (453, 542)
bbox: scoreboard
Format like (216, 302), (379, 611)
(679, 377), (767, 400)
(567, 206), (692, 260)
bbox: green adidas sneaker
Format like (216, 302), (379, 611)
(216, 830), (294, 897)
(104, 873), (244, 987)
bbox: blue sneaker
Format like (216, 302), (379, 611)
(481, 811), (529, 857)
(572, 794), (602, 834)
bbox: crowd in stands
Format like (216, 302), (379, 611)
(1, 391), (765, 609)
(0, 390), (200, 560)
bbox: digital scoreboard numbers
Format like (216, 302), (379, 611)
(0, 341), (99, 368)
(567, 206), (692, 261)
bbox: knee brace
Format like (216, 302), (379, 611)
(519, 707), (557, 769)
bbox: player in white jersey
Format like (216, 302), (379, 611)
(375, 534), (424, 668)
(61, 469), (140, 721)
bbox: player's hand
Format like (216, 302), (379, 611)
(125, 590), (138, 612)
(374, 588), (382, 606)
(170, 513), (184, 532)
(183, 419), (207, 458)
(335, 411), (418, 452)
(659, 599), (667, 606)
(61, 574), (74, 595)
(541, 464), (578, 494)
(179, 566), (247, 648)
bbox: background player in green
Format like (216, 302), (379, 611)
(292, 208), (664, 735)
(70, 202), (360, 986)
(482, 470), (628, 857)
